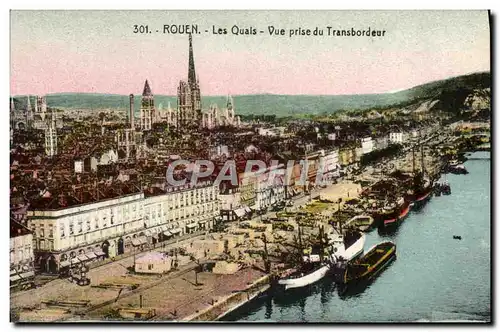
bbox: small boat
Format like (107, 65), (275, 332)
(343, 241), (397, 285)
(434, 181), (451, 196)
(448, 164), (469, 175)
(277, 260), (330, 291)
(453, 235), (462, 240)
(328, 230), (366, 263)
(442, 182), (451, 195)
(345, 215), (375, 232)
(277, 244), (330, 291)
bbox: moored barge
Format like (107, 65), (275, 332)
(343, 241), (397, 285)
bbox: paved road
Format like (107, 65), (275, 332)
(10, 233), (206, 311)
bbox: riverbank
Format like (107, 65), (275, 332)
(223, 152), (491, 322)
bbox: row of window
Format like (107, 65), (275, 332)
(33, 239), (54, 251)
(60, 219), (143, 240)
(58, 203), (141, 237)
(145, 202), (218, 220)
(10, 246), (33, 263)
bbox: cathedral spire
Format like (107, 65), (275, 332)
(188, 33), (196, 87)
(142, 80), (152, 96)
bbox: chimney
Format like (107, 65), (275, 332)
(129, 94), (135, 129)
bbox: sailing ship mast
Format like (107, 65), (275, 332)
(318, 225), (324, 262)
(420, 142), (425, 178)
(419, 128), (425, 177)
(412, 147), (416, 176)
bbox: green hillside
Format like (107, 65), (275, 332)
(12, 72), (490, 117)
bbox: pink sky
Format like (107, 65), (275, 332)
(10, 11), (490, 96)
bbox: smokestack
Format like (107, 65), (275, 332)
(129, 94), (135, 129)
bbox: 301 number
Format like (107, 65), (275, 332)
(133, 25), (150, 33)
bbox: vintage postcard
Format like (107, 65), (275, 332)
(9, 10), (491, 323)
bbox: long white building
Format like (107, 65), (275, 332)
(143, 180), (219, 242)
(27, 192), (145, 274)
(26, 181), (220, 274)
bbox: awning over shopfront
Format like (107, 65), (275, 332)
(60, 260), (71, 268)
(20, 271), (35, 279)
(85, 252), (97, 260)
(77, 254), (88, 262)
(163, 231), (172, 237)
(10, 275), (21, 282)
(186, 223), (198, 228)
(132, 236), (148, 247)
(71, 257), (81, 264)
(171, 228), (181, 234)
(94, 249), (106, 257)
(198, 219), (208, 224)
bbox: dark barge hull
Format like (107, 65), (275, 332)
(337, 255), (396, 297)
(342, 242), (397, 286)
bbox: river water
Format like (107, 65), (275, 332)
(223, 151), (491, 323)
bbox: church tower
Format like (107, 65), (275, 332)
(177, 34), (202, 129)
(140, 80), (155, 131)
(26, 95), (33, 127)
(177, 80), (192, 127)
(188, 33), (202, 115)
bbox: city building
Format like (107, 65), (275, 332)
(360, 136), (374, 155)
(116, 94), (143, 160)
(218, 181), (243, 222)
(10, 220), (35, 287)
(389, 132), (407, 144)
(134, 252), (172, 274)
(27, 189), (145, 274)
(256, 164), (286, 211)
(257, 127), (286, 137)
(116, 129), (143, 161)
(202, 96), (241, 129)
(218, 165), (258, 221)
(157, 102), (178, 127)
(339, 146), (357, 167)
(321, 149), (340, 181)
(143, 178), (220, 241)
(44, 126), (57, 157)
(373, 136), (390, 151)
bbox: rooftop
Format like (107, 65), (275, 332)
(10, 219), (31, 238)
